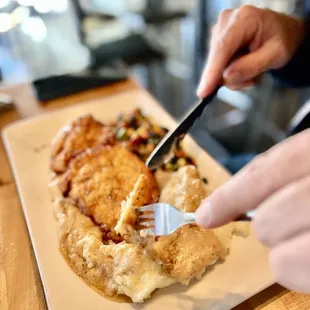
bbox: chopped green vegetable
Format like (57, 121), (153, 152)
(116, 127), (128, 141)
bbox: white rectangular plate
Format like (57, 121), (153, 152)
(2, 89), (274, 310)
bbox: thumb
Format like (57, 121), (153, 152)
(196, 63), (223, 98)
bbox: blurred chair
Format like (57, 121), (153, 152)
(91, 33), (166, 98)
(73, 0), (188, 102)
(140, 0), (187, 24)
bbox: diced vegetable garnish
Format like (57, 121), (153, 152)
(113, 108), (195, 171)
(116, 127), (128, 141)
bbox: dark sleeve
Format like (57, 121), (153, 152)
(270, 22), (310, 87)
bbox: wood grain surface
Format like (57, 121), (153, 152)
(0, 80), (309, 310)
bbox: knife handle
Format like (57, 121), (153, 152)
(174, 86), (220, 138)
(145, 86), (220, 170)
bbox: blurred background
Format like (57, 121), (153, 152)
(0, 0), (308, 172)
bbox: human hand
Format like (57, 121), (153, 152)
(197, 5), (305, 97)
(196, 130), (310, 293)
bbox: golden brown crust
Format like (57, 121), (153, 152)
(115, 174), (155, 237)
(55, 199), (131, 302)
(158, 165), (206, 212)
(54, 199), (173, 303)
(150, 224), (226, 284)
(51, 115), (115, 174)
(59, 145), (159, 239)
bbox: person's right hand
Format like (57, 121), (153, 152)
(197, 5), (305, 98)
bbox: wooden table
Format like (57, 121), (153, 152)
(0, 80), (309, 310)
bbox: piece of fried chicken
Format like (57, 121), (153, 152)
(51, 115), (115, 174)
(59, 145), (159, 240)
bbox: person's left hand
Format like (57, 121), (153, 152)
(196, 130), (310, 293)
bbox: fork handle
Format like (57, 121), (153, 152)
(183, 212), (196, 225)
(183, 210), (253, 226)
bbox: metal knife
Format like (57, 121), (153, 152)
(146, 86), (220, 170)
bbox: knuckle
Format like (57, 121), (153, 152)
(244, 153), (267, 182)
(241, 151), (277, 204)
(247, 149), (281, 183)
(245, 61), (262, 77)
(276, 41), (292, 64)
(218, 9), (232, 22)
(253, 212), (272, 247)
(211, 25), (218, 37)
(237, 4), (257, 17)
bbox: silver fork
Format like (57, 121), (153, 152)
(137, 203), (254, 236)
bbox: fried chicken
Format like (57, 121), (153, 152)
(150, 224), (226, 285)
(51, 112), (250, 304)
(55, 199), (174, 303)
(105, 243), (175, 303)
(115, 174), (155, 237)
(59, 145), (159, 241)
(158, 165), (206, 212)
(51, 115), (115, 174)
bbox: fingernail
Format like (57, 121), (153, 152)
(196, 82), (205, 98)
(196, 199), (212, 228)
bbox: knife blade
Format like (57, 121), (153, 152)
(146, 86), (220, 170)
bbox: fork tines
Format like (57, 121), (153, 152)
(137, 207), (155, 230)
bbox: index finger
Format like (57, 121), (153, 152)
(196, 130), (310, 228)
(196, 8), (256, 97)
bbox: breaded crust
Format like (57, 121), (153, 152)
(115, 174), (156, 237)
(150, 224), (226, 284)
(59, 145), (159, 237)
(51, 115), (115, 174)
